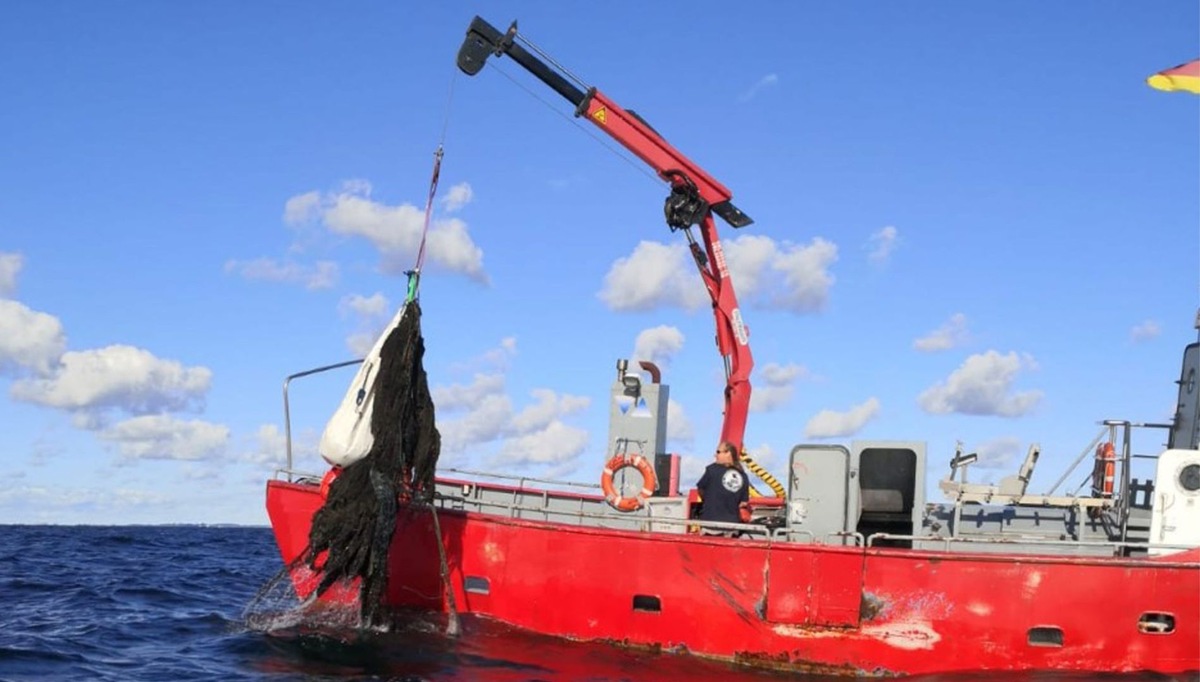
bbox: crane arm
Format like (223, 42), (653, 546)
(456, 16), (755, 449)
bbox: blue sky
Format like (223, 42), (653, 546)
(1, 2), (1197, 525)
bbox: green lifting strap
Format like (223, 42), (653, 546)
(406, 145), (444, 304)
(405, 270), (420, 304)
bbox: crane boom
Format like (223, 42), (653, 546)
(457, 16), (755, 449)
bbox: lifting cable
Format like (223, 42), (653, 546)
(405, 69), (462, 637)
(405, 72), (458, 304)
(485, 60), (661, 187)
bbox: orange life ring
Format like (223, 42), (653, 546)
(1093, 442), (1116, 498)
(600, 453), (657, 512)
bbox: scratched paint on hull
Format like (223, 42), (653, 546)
(860, 620), (941, 651)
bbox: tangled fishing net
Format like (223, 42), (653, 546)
(247, 300), (441, 631)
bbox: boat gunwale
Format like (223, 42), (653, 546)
(266, 478), (1200, 569)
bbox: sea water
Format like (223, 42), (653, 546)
(0, 525), (1193, 681)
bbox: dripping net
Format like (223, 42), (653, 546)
(245, 301), (442, 631)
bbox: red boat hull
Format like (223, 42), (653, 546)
(266, 479), (1200, 677)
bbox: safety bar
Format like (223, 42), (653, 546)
(281, 359), (362, 477)
(869, 532), (1197, 556)
(442, 467), (602, 491)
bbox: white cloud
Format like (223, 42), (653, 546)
(0, 299), (66, 376)
(739, 73), (779, 102)
(0, 485), (170, 509)
(914, 313), (971, 352)
(491, 421), (589, 468)
(749, 362), (809, 412)
(10, 345), (212, 420)
(478, 337), (518, 370)
(0, 261), (232, 475)
(447, 336), (518, 375)
(224, 257), (338, 290)
(251, 423), (287, 463)
(340, 292), (390, 319)
(867, 225), (899, 265)
(340, 292), (392, 356)
(1130, 320), (1161, 343)
(598, 241), (707, 311)
(917, 351), (1042, 417)
(431, 339), (591, 471)
(339, 179), (372, 195)
(433, 373), (507, 412)
(722, 234), (777, 297)
(238, 423), (317, 468)
(679, 454), (706, 485)
(438, 393), (514, 455)
(804, 397), (881, 438)
(738, 442), (788, 494)
(763, 363), (807, 384)
(0, 252), (22, 297)
(99, 415), (229, 461)
(345, 332), (377, 358)
(180, 465), (222, 482)
(283, 191), (321, 226)
(771, 237), (838, 312)
(632, 325), (685, 369)
(313, 183), (488, 283)
(970, 436), (1023, 470)
(666, 398), (694, 445)
(598, 235), (837, 314)
(726, 234), (839, 312)
(743, 442), (780, 472)
(437, 383), (591, 463)
(432, 365), (516, 455)
(510, 388), (589, 433)
(441, 182), (474, 213)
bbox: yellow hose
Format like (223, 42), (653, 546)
(739, 450), (786, 498)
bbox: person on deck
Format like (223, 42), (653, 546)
(695, 440), (750, 534)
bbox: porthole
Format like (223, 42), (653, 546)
(464, 576), (490, 595)
(633, 595), (662, 613)
(1027, 626), (1063, 647)
(1138, 612), (1176, 635)
(1179, 464), (1200, 493)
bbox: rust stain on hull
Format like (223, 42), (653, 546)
(733, 649), (887, 677)
(588, 636), (887, 677)
(860, 591), (887, 621)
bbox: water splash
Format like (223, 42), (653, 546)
(242, 564), (361, 633)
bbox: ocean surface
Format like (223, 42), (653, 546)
(0, 525), (1195, 682)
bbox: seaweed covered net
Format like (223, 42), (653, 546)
(247, 300), (441, 630)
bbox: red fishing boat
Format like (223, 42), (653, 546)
(264, 18), (1200, 677)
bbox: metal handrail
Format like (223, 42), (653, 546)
(770, 527), (817, 542)
(273, 467), (322, 482)
(868, 531), (1196, 554)
(1039, 419), (1177, 547)
(433, 490), (778, 540)
(281, 359), (362, 476)
(1048, 421), (1172, 496)
(828, 530), (866, 547)
(441, 467), (602, 491)
(1046, 426), (1107, 495)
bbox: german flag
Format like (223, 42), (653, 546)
(1147, 59), (1200, 94)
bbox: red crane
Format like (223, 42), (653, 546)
(457, 17), (756, 449)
